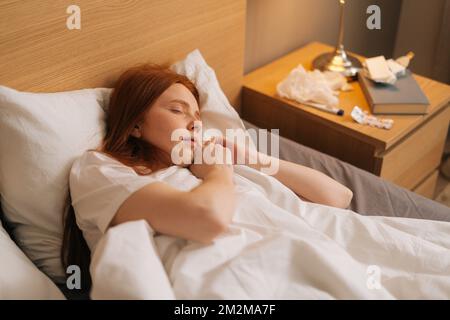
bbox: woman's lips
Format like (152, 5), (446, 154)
(180, 136), (203, 145)
(180, 136), (195, 142)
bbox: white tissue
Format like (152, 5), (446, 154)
(364, 56), (397, 84)
(363, 54), (412, 85)
(276, 65), (351, 108)
(386, 59), (406, 77)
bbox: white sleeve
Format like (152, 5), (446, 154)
(69, 152), (158, 236)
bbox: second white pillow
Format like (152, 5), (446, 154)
(0, 86), (109, 283)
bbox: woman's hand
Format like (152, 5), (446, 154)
(189, 161), (233, 180)
(212, 135), (259, 165)
(189, 137), (236, 232)
(189, 138), (234, 180)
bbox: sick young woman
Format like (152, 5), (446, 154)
(62, 64), (353, 287)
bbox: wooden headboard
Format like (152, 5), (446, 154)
(0, 0), (246, 111)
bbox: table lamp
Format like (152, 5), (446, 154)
(312, 0), (362, 79)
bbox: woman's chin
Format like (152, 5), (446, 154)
(173, 155), (194, 168)
(177, 162), (191, 168)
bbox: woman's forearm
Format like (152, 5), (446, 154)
(249, 153), (353, 209)
(189, 167), (236, 226)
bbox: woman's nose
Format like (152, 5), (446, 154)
(188, 120), (202, 132)
(189, 120), (202, 134)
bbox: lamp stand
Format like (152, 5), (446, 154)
(312, 0), (362, 79)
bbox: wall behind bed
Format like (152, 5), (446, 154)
(0, 0), (246, 111)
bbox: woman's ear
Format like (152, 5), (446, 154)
(131, 125), (142, 138)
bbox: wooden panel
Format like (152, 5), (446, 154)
(378, 106), (450, 189)
(413, 170), (439, 199)
(0, 0), (246, 110)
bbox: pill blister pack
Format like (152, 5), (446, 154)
(351, 106), (394, 130)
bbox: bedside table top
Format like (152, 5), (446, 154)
(243, 42), (450, 151)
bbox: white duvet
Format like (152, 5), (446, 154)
(89, 165), (450, 299)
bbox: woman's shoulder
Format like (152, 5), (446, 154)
(71, 149), (177, 183)
(75, 149), (123, 167)
(70, 149), (133, 180)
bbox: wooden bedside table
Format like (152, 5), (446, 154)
(242, 42), (450, 199)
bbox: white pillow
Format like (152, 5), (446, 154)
(171, 49), (247, 134)
(0, 85), (110, 283)
(0, 221), (65, 299)
(0, 49), (248, 285)
(171, 49), (258, 157)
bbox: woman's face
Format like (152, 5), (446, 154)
(135, 83), (201, 163)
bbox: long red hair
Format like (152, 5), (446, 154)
(61, 64), (199, 293)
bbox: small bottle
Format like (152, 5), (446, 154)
(395, 51), (415, 68)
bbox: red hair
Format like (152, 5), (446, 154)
(101, 63), (199, 174)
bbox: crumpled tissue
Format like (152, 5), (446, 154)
(362, 52), (414, 85)
(276, 65), (352, 108)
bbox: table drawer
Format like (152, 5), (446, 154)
(378, 106), (449, 189)
(413, 169), (439, 199)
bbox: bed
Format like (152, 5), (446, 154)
(0, 0), (449, 300)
